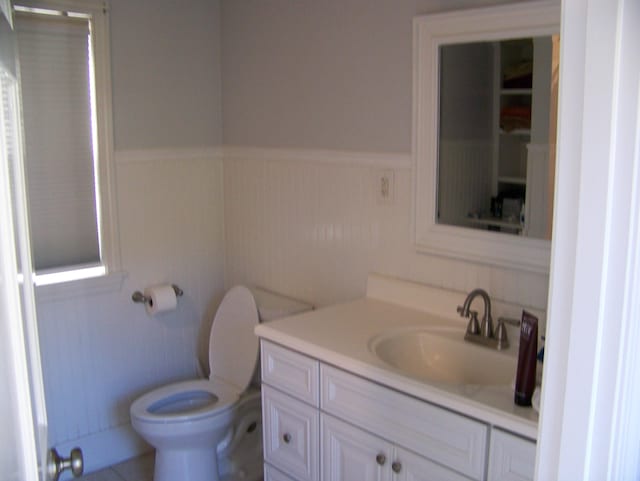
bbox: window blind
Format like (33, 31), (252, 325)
(16, 12), (100, 271)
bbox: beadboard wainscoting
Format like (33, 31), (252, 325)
(36, 148), (226, 476)
(36, 145), (550, 477)
(438, 140), (492, 228)
(223, 146), (550, 310)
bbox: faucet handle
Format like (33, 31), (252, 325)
(456, 305), (467, 317)
(466, 311), (480, 335)
(494, 320), (509, 350)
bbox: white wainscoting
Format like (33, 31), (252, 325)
(438, 140), (493, 227)
(223, 146), (549, 310)
(37, 148), (226, 477)
(525, 143), (552, 239)
(37, 145), (549, 477)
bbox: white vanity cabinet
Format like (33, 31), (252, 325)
(260, 340), (536, 481)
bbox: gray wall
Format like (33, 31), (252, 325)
(221, 0), (528, 152)
(439, 42), (494, 141)
(111, 0), (223, 149)
(222, 0), (551, 317)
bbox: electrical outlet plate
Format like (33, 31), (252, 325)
(375, 169), (394, 204)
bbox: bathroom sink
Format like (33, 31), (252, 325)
(369, 327), (516, 386)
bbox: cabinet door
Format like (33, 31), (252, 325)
(488, 429), (536, 481)
(263, 385), (320, 481)
(322, 365), (487, 480)
(395, 447), (471, 481)
(321, 414), (392, 481)
(265, 463), (297, 481)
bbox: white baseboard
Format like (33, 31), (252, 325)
(55, 423), (151, 480)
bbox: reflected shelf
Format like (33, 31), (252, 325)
(468, 216), (523, 233)
(498, 176), (527, 185)
(500, 88), (532, 95)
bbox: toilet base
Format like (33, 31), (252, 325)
(154, 447), (220, 481)
(218, 390), (263, 481)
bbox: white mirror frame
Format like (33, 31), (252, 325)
(413, 1), (560, 274)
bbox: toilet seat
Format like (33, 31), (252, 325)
(131, 378), (239, 425)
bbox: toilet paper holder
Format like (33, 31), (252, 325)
(132, 284), (183, 305)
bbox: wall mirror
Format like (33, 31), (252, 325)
(413, 2), (560, 273)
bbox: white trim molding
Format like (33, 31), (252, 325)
(55, 424), (150, 479)
(35, 270), (126, 303)
(115, 145), (412, 169)
(221, 145), (412, 169)
(115, 147), (225, 164)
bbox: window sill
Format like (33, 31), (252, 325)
(35, 270), (127, 303)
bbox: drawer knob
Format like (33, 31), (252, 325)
(375, 454), (386, 466)
(282, 433), (292, 444)
(392, 461), (402, 473)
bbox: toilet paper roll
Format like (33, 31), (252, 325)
(144, 284), (178, 315)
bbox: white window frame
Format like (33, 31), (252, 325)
(14, 0), (121, 291)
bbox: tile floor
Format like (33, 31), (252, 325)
(77, 453), (154, 481)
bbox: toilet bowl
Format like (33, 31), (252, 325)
(130, 285), (311, 481)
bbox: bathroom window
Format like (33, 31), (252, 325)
(13, 0), (119, 285)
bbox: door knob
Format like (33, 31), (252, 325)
(282, 433), (292, 444)
(376, 453), (386, 465)
(47, 447), (83, 481)
(391, 461), (402, 473)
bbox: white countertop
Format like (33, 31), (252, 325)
(255, 295), (539, 440)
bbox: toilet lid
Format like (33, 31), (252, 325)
(209, 286), (260, 392)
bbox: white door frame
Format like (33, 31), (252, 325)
(537, 0), (640, 478)
(0, 8), (48, 480)
(0, 74), (41, 481)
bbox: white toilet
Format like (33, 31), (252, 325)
(130, 286), (311, 481)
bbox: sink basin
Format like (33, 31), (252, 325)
(369, 327), (516, 385)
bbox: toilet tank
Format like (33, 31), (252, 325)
(249, 287), (313, 387)
(197, 287), (313, 380)
(251, 287), (314, 322)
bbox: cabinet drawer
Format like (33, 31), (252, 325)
(321, 365), (487, 480)
(263, 385), (320, 481)
(488, 429), (536, 481)
(264, 464), (297, 481)
(261, 340), (320, 406)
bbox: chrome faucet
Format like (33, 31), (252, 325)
(457, 288), (513, 350)
(457, 288), (493, 338)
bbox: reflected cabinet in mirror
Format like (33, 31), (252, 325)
(413, 1), (560, 273)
